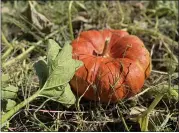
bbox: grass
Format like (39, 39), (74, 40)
(1, 1), (179, 132)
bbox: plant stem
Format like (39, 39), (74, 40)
(93, 39), (109, 57)
(139, 93), (164, 131)
(1, 32), (13, 48)
(117, 107), (130, 131)
(145, 94), (164, 116)
(33, 98), (51, 131)
(2, 45), (35, 68)
(101, 39), (110, 56)
(2, 30), (60, 68)
(68, 1), (74, 40)
(2, 47), (14, 60)
(1, 89), (41, 127)
(1, 32), (14, 60)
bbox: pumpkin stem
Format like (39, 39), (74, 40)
(101, 39), (110, 57)
(92, 38), (110, 57)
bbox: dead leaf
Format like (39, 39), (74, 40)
(22, 1), (54, 34)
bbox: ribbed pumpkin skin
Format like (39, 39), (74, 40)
(70, 30), (151, 103)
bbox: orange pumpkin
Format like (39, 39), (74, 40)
(70, 29), (151, 103)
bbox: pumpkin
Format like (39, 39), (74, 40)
(70, 29), (151, 103)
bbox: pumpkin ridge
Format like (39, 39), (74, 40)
(136, 59), (145, 73)
(109, 31), (129, 53)
(79, 30), (105, 54)
(83, 57), (103, 84)
(144, 60), (152, 79)
(79, 36), (97, 52)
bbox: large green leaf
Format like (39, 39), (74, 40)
(34, 59), (49, 88)
(47, 39), (61, 73)
(53, 41), (74, 67)
(40, 84), (76, 107)
(43, 43), (83, 89)
(39, 42), (83, 107)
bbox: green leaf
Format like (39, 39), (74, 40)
(40, 43), (83, 107)
(2, 85), (18, 92)
(47, 39), (61, 73)
(2, 91), (17, 100)
(44, 43), (83, 89)
(40, 84), (76, 108)
(147, 84), (178, 101)
(47, 39), (61, 61)
(2, 85), (18, 99)
(5, 99), (17, 111)
(53, 41), (73, 67)
(34, 59), (49, 88)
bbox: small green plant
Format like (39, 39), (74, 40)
(1, 39), (83, 127)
